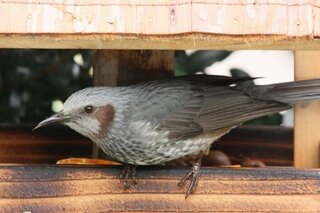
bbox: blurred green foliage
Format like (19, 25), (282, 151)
(0, 49), (93, 123)
(0, 49), (281, 125)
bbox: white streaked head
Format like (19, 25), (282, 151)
(34, 87), (120, 140)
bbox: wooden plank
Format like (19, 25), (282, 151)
(294, 51), (320, 168)
(0, 166), (319, 212)
(0, 125), (293, 166)
(0, 0), (320, 49)
(93, 50), (174, 86)
(0, 125), (91, 164)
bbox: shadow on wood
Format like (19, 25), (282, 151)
(214, 126), (293, 166)
(0, 125), (293, 166)
(0, 124), (91, 164)
(0, 166), (319, 212)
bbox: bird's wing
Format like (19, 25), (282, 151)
(132, 78), (289, 141)
(131, 81), (204, 140)
(193, 86), (289, 131)
(158, 87), (204, 140)
(155, 84), (289, 140)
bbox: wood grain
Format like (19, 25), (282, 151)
(0, 166), (319, 212)
(294, 51), (320, 168)
(0, 125), (293, 166)
(0, 124), (91, 164)
(93, 50), (174, 86)
(1, 0), (320, 49)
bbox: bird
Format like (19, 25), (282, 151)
(34, 75), (320, 198)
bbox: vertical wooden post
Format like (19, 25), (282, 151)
(294, 51), (320, 168)
(92, 50), (174, 158)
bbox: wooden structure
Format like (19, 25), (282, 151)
(0, 125), (293, 166)
(1, 166), (319, 212)
(1, 0), (320, 50)
(294, 51), (320, 168)
(0, 0), (320, 212)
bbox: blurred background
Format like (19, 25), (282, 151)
(0, 50), (93, 123)
(0, 49), (294, 126)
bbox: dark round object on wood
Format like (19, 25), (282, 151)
(202, 150), (231, 166)
(241, 159), (266, 167)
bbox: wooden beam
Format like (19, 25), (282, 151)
(1, 0), (320, 49)
(2, 34), (320, 50)
(294, 51), (320, 168)
(92, 50), (174, 158)
(0, 166), (319, 212)
(93, 50), (174, 86)
(3, 125), (92, 164)
(0, 125), (293, 166)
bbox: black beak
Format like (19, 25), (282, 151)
(33, 112), (71, 131)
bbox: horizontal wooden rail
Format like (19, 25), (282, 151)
(0, 166), (319, 212)
(1, 0), (320, 49)
(0, 124), (91, 164)
(0, 125), (293, 166)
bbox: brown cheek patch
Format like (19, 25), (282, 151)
(94, 105), (115, 135)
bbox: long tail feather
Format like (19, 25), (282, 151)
(248, 78), (320, 104)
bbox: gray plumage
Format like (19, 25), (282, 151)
(45, 76), (320, 165)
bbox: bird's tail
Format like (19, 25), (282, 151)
(243, 78), (320, 105)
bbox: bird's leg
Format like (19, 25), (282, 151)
(120, 164), (137, 189)
(178, 152), (204, 198)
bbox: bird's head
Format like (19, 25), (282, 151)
(34, 87), (117, 140)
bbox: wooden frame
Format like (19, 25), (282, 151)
(0, 0), (320, 212)
(1, 166), (319, 212)
(0, 125), (293, 166)
(294, 51), (320, 168)
(0, 0), (320, 49)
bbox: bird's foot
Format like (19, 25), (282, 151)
(120, 164), (137, 189)
(178, 162), (201, 199)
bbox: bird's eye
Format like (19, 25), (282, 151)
(84, 105), (94, 114)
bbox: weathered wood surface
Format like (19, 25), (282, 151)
(1, 0), (320, 49)
(1, 125), (293, 166)
(0, 166), (319, 212)
(0, 124), (91, 164)
(294, 51), (320, 168)
(93, 50), (174, 86)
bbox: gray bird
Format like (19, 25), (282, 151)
(34, 75), (320, 197)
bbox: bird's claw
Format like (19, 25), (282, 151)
(178, 162), (201, 199)
(120, 164), (137, 189)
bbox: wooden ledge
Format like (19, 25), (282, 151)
(1, 0), (320, 49)
(0, 125), (293, 165)
(1, 166), (319, 212)
(1, 33), (320, 50)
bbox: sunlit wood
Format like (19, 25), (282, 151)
(294, 51), (320, 168)
(0, 0), (320, 49)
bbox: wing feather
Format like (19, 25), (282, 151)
(157, 84), (289, 140)
(132, 77), (289, 141)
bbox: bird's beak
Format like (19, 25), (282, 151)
(33, 112), (71, 131)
